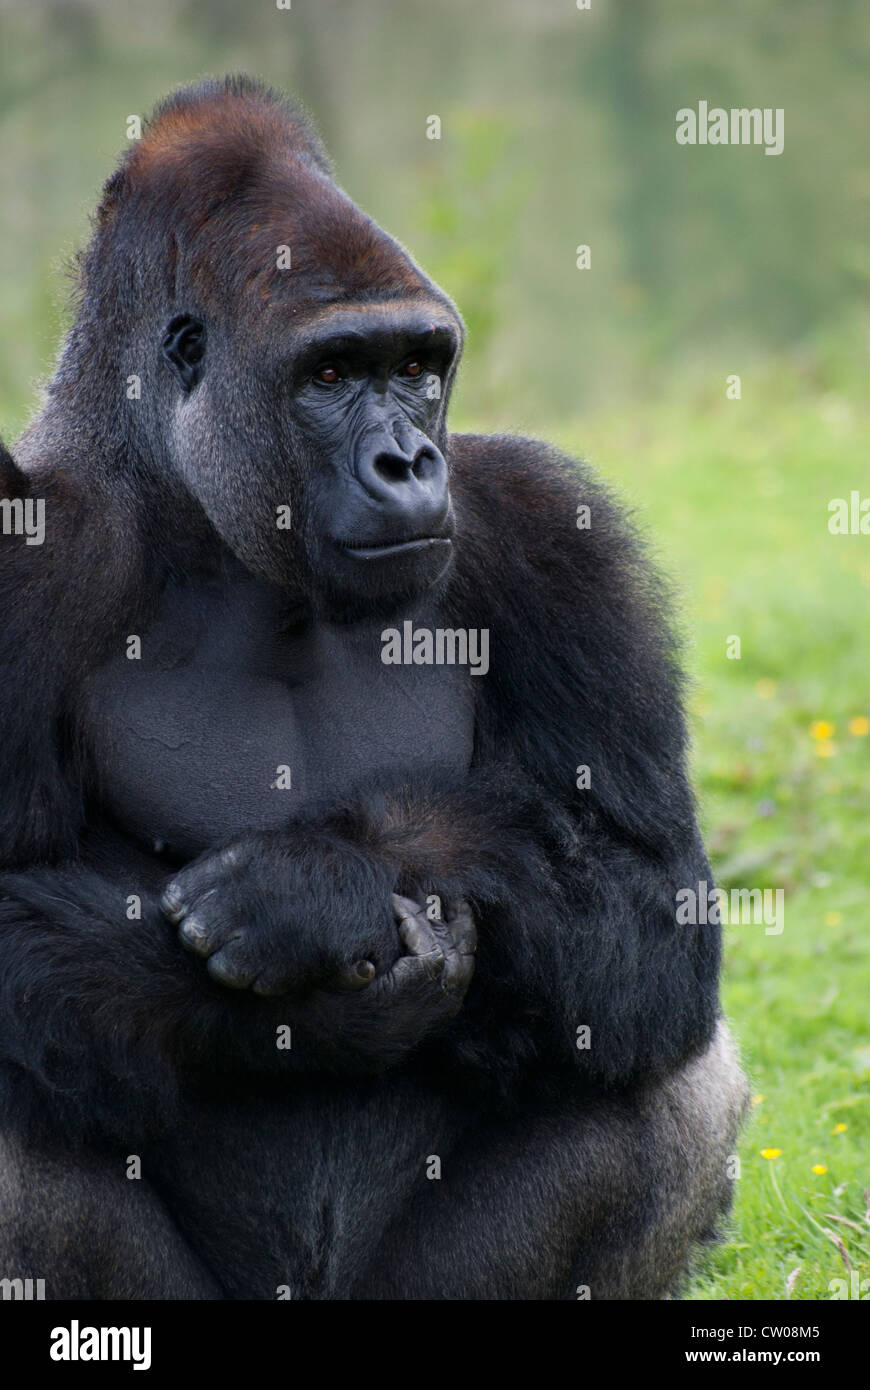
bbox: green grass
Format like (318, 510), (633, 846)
(459, 364), (870, 1301)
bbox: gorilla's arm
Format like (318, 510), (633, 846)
(0, 861), (473, 1146)
(308, 760), (719, 1089)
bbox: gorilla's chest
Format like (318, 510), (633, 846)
(81, 577), (474, 859)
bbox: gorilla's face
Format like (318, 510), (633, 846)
(161, 295), (462, 617)
(287, 300), (461, 610)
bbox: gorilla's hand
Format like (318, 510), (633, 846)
(159, 835), (475, 1013)
(160, 833), (406, 995)
(296, 893), (477, 1063)
(345, 892), (476, 1016)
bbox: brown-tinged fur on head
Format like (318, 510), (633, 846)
(76, 75), (433, 326)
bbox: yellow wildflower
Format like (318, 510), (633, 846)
(810, 720), (835, 740)
(849, 715), (869, 736)
(811, 1165), (827, 1175)
(760, 1148), (782, 1160)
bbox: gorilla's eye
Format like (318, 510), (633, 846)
(314, 364), (341, 385)
(401, 361), (423, 378)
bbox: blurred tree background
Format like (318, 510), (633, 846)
(1, 0), (868, 1301)
(0, 0), (868, 430)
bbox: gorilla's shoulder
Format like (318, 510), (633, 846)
(449, 430), (594, 496)
(447, 430), (650, 586)
(0, 456), (145, 681)
(445, 432), (686, 778)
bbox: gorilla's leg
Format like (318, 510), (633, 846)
(355, 1020), (749, 1300)
(568, 1019), (750, 1300)
(0, 1129), (221, 1299)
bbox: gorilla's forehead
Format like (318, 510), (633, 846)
(256, 298), (462, 346)
(181, 158), (440, 316)
(231, 184), (431, 305)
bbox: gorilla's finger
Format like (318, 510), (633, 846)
(445, 900), (477, 957)
(391, 892), (424, 923)
(432, 906), (476, 994)
(174, 891), (231, 954)
(395, 910), (445, 979)
(161, 879), (219, 924)
(205, 939), (255, 990)
(387, 951), (448, 995)
(160, 883), (187, 923)
(178, 913), (215, 956)
(327, 959), (377, 992)
(440, 944), (476, 994)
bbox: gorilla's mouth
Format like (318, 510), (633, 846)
(337, 537), (452, 562)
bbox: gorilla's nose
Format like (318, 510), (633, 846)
(356, 435), (450, 534)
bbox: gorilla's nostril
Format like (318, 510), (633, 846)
(373, 452), (412, 485)
(411, 447), (438, 479)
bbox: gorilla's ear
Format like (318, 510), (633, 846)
(162, 315), (205, 391)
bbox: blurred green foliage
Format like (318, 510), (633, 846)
(1, 0), (869, 430)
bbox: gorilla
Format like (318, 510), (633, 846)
(0, 77), (747, 1300)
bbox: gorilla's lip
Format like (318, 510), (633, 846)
(337, 536), (452, 561)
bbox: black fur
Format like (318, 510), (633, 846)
(0, 78), (746, 1300)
